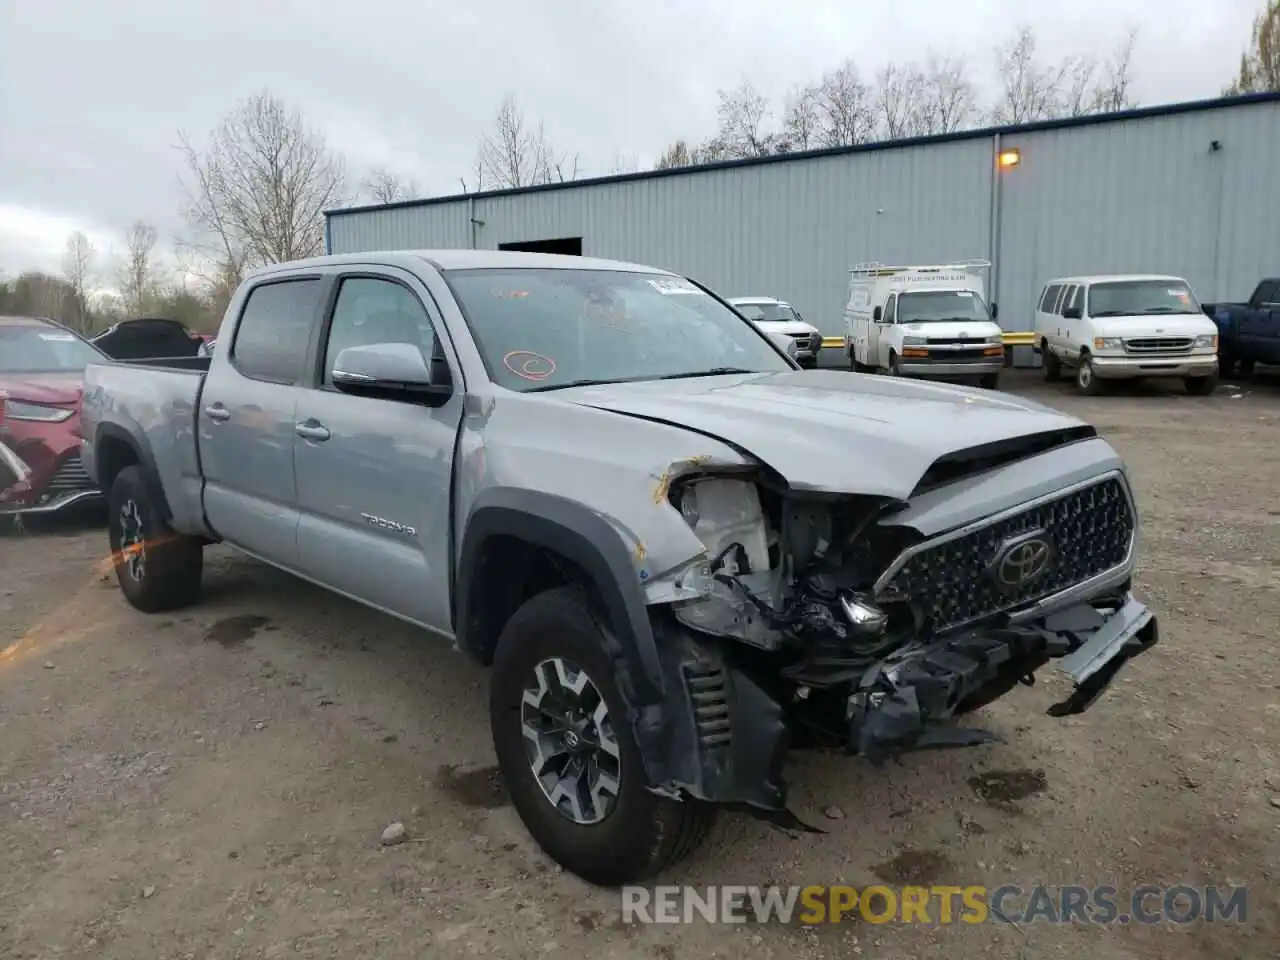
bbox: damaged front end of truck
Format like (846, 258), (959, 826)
(636, 432), (1159, 818)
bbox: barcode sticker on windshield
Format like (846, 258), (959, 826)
(38, 332), (76, 341)
(648, 277), (705, 296)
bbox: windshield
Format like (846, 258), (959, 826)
(0, 325), (104, 374)
(444, 268), (794, 392)
(1087, 280), (1201, 317)
(735, 302), (800, 323)
(897, 290), (991, 324)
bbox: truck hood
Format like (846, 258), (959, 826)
(563, 370), (1089, 499)
(0, 371), (84, 405)
(751, 319), (820, 337)
(899, 320), (1001, 340)
(1089, 313), (1217, 338)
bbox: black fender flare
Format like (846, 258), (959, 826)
(455, 487), (664, 707)
(92, 422), (172, 521)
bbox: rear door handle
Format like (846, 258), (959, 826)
(204, 404), (230, 422)
(295, 420), (331, 442)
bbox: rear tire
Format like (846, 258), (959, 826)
(1185, 372), (1218, 396)
(489, 586), (714, 887)
(107, 466), (204, 613)
(1042, 343), (1062, 381)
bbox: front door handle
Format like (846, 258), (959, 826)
(204, 404), (231, 422)
(295, 420), (331, 442)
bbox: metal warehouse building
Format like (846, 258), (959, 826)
(325, 92), (1280, 353)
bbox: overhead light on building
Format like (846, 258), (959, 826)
(998, 148), (1022, 169)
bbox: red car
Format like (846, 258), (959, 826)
(0, 315), (106, 515)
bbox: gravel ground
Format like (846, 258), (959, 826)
(2, 369), (1278, 960)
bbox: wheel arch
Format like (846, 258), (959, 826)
(93, 423), (172, 522)
(454, 488), (663, 708)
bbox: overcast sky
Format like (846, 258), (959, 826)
(0, 0), (1262, 280)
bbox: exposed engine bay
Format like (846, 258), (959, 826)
(645, 452), (1158, 814)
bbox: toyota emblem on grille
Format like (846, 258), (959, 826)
(992, 534), (1052, 589)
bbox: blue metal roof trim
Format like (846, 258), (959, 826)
(324, 91), (1280, 219)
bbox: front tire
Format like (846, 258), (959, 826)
(489, 586), (714, 886)
(1075, 354), (1104, 396)
(107, 466), (204, 613)
(888, 352), (903, 377)
(979, 373), (1000, 390)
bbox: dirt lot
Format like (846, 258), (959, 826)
(2, 370), (1278, 960)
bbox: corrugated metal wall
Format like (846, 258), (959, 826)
(997, 98), (1280, 330)
(327, 98), (1280, 339)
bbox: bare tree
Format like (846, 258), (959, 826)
(873, 63), (928, 139)
(477, 95), (578, 189)
(990, 26), (1070, 124)
(782, 85), (823, 151)
(712, 80), (779, 158)
(605, 151), (641, 175)
(362, 167), (419, 204)
(61, 231), (95, 332)
(118, 220), (158, 316)
(918, 53), (978, 133)
(1225, 0), (1279, 93)
(178, 91), (346, 279)
(655, 140), (697, 169)
(1093, 29), (1139, 111)
(815, 61), (876, 146)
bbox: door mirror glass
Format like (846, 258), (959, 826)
(1062, 305), (1082, 320)
(872, 305), (883, 323)
(331, 343), (451, 400)
(990, 301), (999, 320)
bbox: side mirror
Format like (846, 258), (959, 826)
(872, 306), (883, 323)
(331, 342), (452, 404)
(990, 302), (999, 320)
(1062, 306), (1082, 320)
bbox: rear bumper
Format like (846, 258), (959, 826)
(1091, 355), (1218, 379)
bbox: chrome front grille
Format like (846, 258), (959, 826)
(44, 454), (98, 495)
(875, 476), (1135, 633)
(1124, 337), (1193, 355)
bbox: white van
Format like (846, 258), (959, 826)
(1033, 275), (1220, 396)
(843, 260), (1005, 389)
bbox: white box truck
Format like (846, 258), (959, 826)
(843, 260), (1005, 389)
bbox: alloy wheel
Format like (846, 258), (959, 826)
(520, 656), (621, 825)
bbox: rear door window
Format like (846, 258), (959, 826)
(230, 279), (322, 384)
(1039, 284), (1061, 312)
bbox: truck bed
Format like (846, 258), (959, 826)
(80, 359), (212, 537)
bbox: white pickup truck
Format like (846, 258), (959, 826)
(845, 260), (1005, 389)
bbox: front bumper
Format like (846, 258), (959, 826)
(1091, 354), (1218, 379)
(0, 435), (102, 515)
(847, 594), (1157, 761)
(643, 593), (1157, 812)
(898, 359), (1004, 376)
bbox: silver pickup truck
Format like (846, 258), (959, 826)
(81, 250), (1158, 887)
